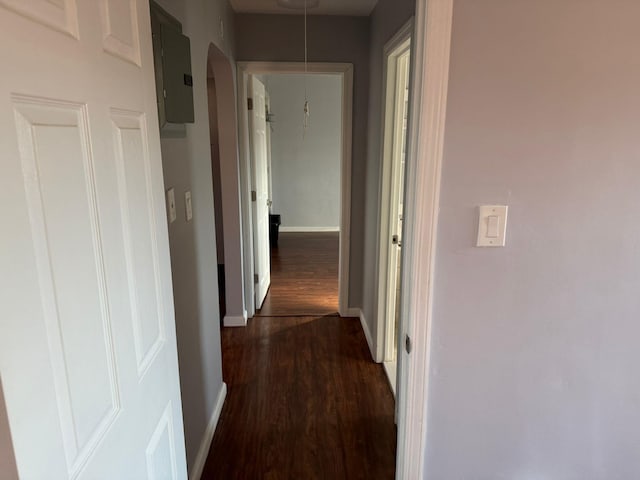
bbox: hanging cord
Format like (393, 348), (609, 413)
(303, 0), (310, 136)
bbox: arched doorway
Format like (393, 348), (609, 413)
(206, 43), (247, 328)
(207, 74), (226, 321)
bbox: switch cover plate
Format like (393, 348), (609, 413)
(477, 205), (508, 247)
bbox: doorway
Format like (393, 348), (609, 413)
(206, 43), (248, 329)
(249, 73), (343, 316)
(207, 76), (226, 323)
(237, 63), (354, 318)
(376, 25), (412, 395)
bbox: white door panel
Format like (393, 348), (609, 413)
(386, 51), (411, 363)
(0, 1), (187, 479)
(248, 77), (271, 309)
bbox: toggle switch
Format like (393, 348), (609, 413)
(166, 187), (177, 224)
(487, 215), (500, 238)
(477, 205), (508, 247)
(185, 191), (193, 221)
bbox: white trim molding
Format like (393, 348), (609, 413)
(189, 383), (227, 480)
(345, 307), (360, 318)
(358, 309), (375, 362)
(236, 62), (354, 318)
(279, 226), (340, 233)
(223, 310), (248, 328)
(395, 0), (454, 479)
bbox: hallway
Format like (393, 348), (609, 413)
(257, 232), (340, 316)
(201, 234), (396, 479)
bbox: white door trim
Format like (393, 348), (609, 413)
(375, 19), (413, 365)
(236, 62), (354, 318)
(395, 0), (454, 479)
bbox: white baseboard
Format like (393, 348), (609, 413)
(223, 310), (247, 327)
(383, 360), (397, 397)
(189, 382), (227, 480)
(358, 309), (376, 362)
(344, 307), (360, 318)
(279, 226), (340, 233)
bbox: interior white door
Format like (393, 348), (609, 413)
(386, 51), (411, 365)
(248, 76), (271, 310)
(0, 2), (187, 479)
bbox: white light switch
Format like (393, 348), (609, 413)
(184, 191), (193, 221)
(167, 187), (177, 224)
(477, 205), (508, 247)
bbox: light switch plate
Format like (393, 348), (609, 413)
(167, 187), (177, 224)
(184, 191), (193, 221)
(477, 205), (508, 247)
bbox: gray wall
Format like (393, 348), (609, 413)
(208, 78), (225, 265)
(425, 1), (640, 477)
(235, 14), (369, 307)
(362, 0), (415, 342)
(153, 0), (236, 471)
(267, 74), (342, 230)
(0, 379), (17, 480)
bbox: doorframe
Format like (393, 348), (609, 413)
(375, 19), (413, 368)
(395, 0), (454, 479)
(236, 62), (354, 318)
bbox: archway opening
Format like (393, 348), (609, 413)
(206, 42), (247, 332)
(206, 74), (226, 323)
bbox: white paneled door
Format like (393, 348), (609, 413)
(0, 1), (187, 479)
(248, 76), (271, 310)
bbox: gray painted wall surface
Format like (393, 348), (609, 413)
(363, 0), (415, 345)
(0, 380), (17, 480)
(235, 14), (369, 307)
(208, 78), (225, 264)
(154, 0), (235, 471)
(267, 74), (342, 229)
(425, 1), (640, 478)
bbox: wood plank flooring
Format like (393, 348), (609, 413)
(201, 233), (397, 479)
(202, 316), (396, 479)
(257, 232), (339, 316)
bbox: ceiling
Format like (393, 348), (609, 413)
(230, 0), (379, 16)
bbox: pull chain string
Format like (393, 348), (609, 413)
(303, 0), (310, 136)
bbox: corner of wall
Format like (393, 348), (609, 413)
(358, 309), (377, 362)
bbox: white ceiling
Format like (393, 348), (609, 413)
(230, 0), (379, 16)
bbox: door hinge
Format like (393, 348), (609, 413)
(254, 273), (259, 284)
(248, 98), (254, 110)
(405, 334), (412, 354)
(251, 190), (257, 202)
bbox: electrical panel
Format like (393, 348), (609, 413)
(151, 2), (194, 127)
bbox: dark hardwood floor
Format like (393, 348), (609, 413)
(257, 232), (339, 316)
(202, 233), (396, 479)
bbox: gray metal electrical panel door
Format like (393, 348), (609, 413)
(160, 24), (194, 124)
